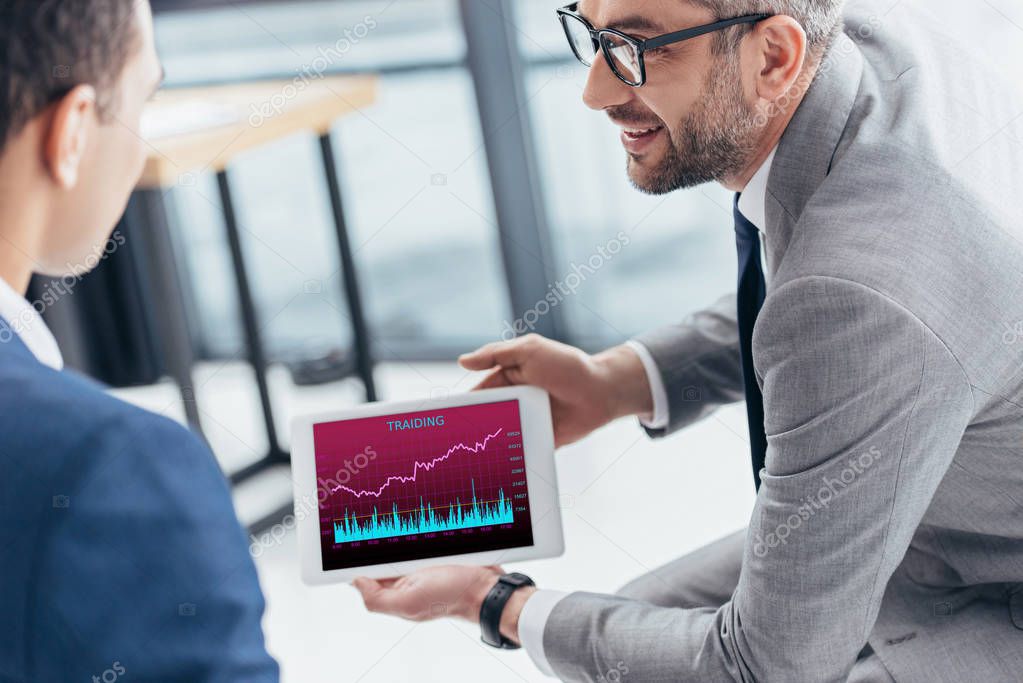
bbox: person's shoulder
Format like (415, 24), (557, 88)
(782, 42), (1022, 293)
(838, 0), (1021, 193)
(0, 360), (277, 680)
(0, 355), (213, 497)
(772, 153), (1022, 387)
(789, 134), (1021, 293)
(1, 355), (186, 434)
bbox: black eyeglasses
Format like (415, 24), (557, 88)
(556, 2), (772, 86)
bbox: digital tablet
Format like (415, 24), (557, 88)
(290, 385), (564, 584)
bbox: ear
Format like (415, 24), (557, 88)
(43, 84), (98, 190)
(749, 15), (808, 102)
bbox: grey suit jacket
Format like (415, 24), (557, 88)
(542, 3), (1023, 681)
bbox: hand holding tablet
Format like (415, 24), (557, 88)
(290, 386), (564, 583)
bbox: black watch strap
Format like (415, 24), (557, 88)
(479, 572), (535, 649)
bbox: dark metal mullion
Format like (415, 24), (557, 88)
(459, 0), (568, 343)
(158, 193), (214, 362)
(216, 169), (288, 465)
(134, 189), (205, 433)
(318, 132), (377, 402)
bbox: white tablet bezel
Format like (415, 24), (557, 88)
(290, 385), (564, 584)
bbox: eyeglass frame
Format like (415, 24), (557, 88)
(556, 2), (773, 86)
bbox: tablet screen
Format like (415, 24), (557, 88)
(313, 399), (535, 571)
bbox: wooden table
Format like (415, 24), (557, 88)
(132, 75), (378, 520)
(138, 75), (376, 188)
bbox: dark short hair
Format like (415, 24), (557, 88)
(0, 0), (141, 152)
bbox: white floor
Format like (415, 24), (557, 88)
(115, 361), (755, 682)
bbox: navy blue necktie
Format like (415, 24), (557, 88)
(734, 195), (768, 490)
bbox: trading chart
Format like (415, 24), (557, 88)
(314, 400), (534, 570)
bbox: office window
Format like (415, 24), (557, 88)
(331, 68), (509, 360)
(154, 0), (510, 362)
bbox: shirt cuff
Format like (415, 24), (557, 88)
(517, 589), (569, 678)
(623, 340), (669, 430)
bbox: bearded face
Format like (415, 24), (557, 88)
(616, 49), (762, 195)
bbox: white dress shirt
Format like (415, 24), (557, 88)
(517, 147), (777, 677)
(0, 276), (64, 370)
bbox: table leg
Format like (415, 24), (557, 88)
(216, 169), (288, 474)
(318, 132), (377, 402)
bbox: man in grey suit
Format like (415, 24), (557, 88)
(355, 0), (1023, 680)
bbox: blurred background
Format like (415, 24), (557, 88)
(34, 0), (1023, 679)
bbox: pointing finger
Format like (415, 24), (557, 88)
(472, 367), (511, 391)
(459, 336), (539, 371)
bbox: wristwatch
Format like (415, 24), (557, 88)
(479, 572), (535, 649)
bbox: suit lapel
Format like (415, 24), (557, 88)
(764, 32), (865, 275)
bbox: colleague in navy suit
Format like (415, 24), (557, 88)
(0, 2), (278, 679)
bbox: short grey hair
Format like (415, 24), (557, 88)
(689, 0), (845, 56)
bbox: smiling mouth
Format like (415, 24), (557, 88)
(619, 123), (665, 155)
(621, 125), (663, 140)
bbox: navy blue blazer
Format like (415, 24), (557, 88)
(0, 321), (279, 681)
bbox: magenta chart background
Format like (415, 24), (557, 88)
(313, 400), (535, 570)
